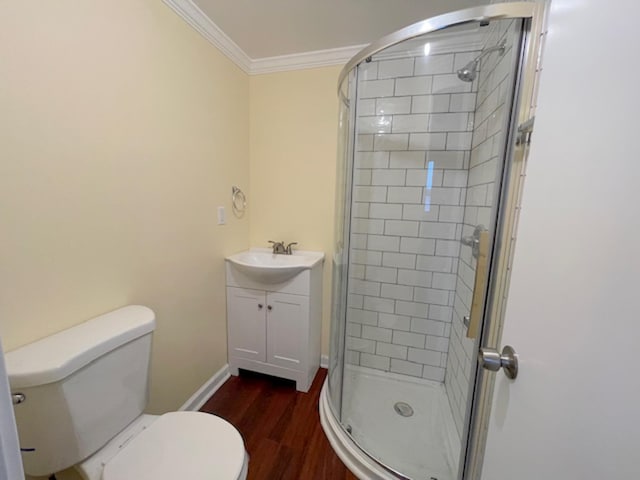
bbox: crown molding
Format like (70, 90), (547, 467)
(163, 0), (251, 73)
(249, 44), (366, 75)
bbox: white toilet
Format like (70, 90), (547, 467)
(5, 305), (248, 479)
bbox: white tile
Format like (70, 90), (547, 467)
(378, 58), (415, 79)
(362, 325), (393, 342)
(365, 265), (398, 284)
(378, 313), (411, 332)
(351, 233), (368, 249)
(352, 218), (384, 234)
(438, 206), (464, 223)
(392, 114), (429, 133)
(429, 187), (461, 205)
(385, 220), (419, 237)
(350, 264), (365, 279)
(426, 335), (449, 352)
(357, 134), (373, 151)
(355, 151), (389, 168)
(389, 151), (425, 169)
(358, 116), (392, 134)
(358, 98), (376, 116)
(429, 305), (452, 322)
(360, 353), (391, 370)
(371, 169), (406, 186)
(381, 283), (414, 301)
(346, 336), (376, 353)
(407, 347), (441, 366)
(423, 366), (446, 382)
(382, 252), (416, 269)
(374, 133), (409, 151)
(412, 94), (450, 113)
(397, 269), (432, 287)
(376, 341), (408, 359)
(387, 186), (423, 204)
(351, 202), (370, 218)
(345, 349), (360, 366)
(414, 54), (454, 75)
(376, 96), (412, 115)
(346, 321), (362, 337)
(367, 234), (400, 252)
(390, 358), (423, 377)
(359, 79), (395, 98)
(410, 318), (445, 336)
(363, 296), (395, 313)
(354, 169), (372, 186)
(432, 272), (457, 290)
(359, 61), (378, 81)
(393, 331), (426, 348)
(416, 255), (453, 272)
(353, 186), (387, 202)
(395, 76), (432, 96)
(350, 279), (381, 296)
(453, 51), (479, 72)
(402, 204), (439, 222)
(426, 151), (465, 169)
(395, 301), (428, 318)
(419, 221), (457, 239)
(446, 132), (473, 150)
(347, 308), (378, 326)
(429, 113), (469, 133)
(348, 294), (363, 309)
(435, 239), (460, 257)
(369, 203), (402, 219)
(409, 133), (447, 150)
(405, 169), (430, 187)
(399, 237), (436, 255)
(350, 249), (382, 266)
(432, 74), (472, 94)
(414, 287), (450, 306)
(449, 93), (477, 112)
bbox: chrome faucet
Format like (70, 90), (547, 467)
(268, 241), (297, 255)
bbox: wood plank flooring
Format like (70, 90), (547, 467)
(200, 368), (358, 480)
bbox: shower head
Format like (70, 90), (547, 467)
(456, 40), (507, 83)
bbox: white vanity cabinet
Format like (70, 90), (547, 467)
(225, 250), (323, 392)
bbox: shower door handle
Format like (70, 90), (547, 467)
(479, 345), (518, 379)
(466, 228), (490, 339)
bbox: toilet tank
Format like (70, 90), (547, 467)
(5, 305), (156, 477)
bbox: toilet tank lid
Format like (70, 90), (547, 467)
(5, 305), (156, 389)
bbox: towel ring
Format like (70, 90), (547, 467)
(232, 186), (246, 216)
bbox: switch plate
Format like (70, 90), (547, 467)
(217, 207), (226, 225)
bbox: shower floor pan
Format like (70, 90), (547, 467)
(340, 366), (460, 480)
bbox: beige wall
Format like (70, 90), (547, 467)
(249, 66), (341, 353)
(0, 0), (250, 425)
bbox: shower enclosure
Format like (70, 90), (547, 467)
(321, 3), (544, 480)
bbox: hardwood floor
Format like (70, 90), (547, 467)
(200, 368), (358, 480)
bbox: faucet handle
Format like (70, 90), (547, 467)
(285, 242), (298, 255)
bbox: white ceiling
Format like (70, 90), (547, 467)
(192, 0), (483, 59)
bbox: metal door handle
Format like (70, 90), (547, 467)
(478, 345), (518, 379)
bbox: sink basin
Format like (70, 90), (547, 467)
(226, 248), (324, 284)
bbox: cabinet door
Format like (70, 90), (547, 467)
(227, 287), (266, 362)
(266, 292), (309, 370)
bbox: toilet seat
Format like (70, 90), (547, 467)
(102, 411), (247, 480)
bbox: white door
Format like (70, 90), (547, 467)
(227, 287), (267, 362)
(481, 1), (640, 478)
(266, 292), (308, 370)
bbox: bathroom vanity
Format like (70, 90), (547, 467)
(224, 248), (324, 392)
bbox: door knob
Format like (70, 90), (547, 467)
(478, 345), (518, 379)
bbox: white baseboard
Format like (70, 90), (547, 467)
(179, 364), (231, 411)
(321, 354), (329, 369)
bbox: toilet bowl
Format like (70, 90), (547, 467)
(5, 305), (248, 479)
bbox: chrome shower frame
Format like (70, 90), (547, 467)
(328, 2), (548, 479)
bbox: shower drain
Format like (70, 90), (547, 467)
(393, 401), (414, 417)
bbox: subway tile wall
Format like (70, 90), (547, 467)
(345, 48), (480, 382)
(445, 20), (519, 436)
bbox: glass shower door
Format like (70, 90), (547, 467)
(336, 17), (526, 480)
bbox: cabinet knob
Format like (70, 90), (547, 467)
(267, 305), (273, 311)
(258, 304), (263, 310)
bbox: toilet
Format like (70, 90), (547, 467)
(5, 305), (248, 479)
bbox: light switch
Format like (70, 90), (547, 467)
(217, 206), (226, 225)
